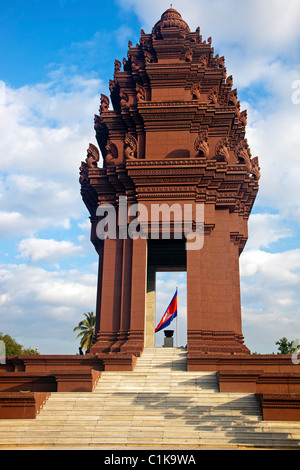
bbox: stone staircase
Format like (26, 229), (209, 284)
(1, 347), (300, 449)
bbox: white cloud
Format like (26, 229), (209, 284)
(240, 247), (300, 352)
(0, 67), (101, 174)
(241, 248), (300, 283)
(0, 69), (103, 240)
(0, 211), (24, 238)
(246, 214), (292, 250)
(0, 263), (98, 354)
(117, 0), (300, 49)
(0, 176), (78, 239)
(0, 68), (101, 352)
(246, 90), (300, 215)
(115, 25), (135, 48)
(0, 293), (10, 306)
(17, 237), (83, 263)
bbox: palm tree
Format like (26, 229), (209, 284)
(73, 312), (95, 353)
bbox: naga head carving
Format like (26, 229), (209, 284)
(191, 82), (201, 101)
(100, 94), (110, 113)
(86, 143), (100, 168)
(105, 141), (118, 166)
(124, 134), (138, 160)
(250, 156), (261, 181)
(79, 161), (88, 184)
(199, 55), (208, 67)
(136, 84), (146, 102)
(215, 138), (231, 163)
(119, 91), (129, 108)
(235, 140), (260, 180)
(208, 87), (218, 105)
(235, 140), (251, 165)
(114, 59), (122, 72)
(194, 131), (209, 159)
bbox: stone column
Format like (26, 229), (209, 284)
(187, 208), (249, 354)
(111, 237), (133, 352)
(145, 266), (156, 348)
(121, 237), (147, 355)
(91, 237), (123, 353)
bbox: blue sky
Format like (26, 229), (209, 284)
(1, 0), (300, 354)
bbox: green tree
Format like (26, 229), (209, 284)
(73, 312), (95, 353)
(275, 337), (297, 355)
(0, 332), (39, 355)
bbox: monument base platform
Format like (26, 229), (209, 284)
(187, 352), (299, 374)
(0, 351), (300, 421)
(0, 392), (50, 419)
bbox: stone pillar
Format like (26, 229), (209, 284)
(187, 208), (250, 355)
(121, 237), (147, 355)
(145, 266), (156, 348)
(91, 237), (123, 353)
(111, 237), (133, 352)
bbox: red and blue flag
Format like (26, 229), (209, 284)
(155, 289), (178, 333)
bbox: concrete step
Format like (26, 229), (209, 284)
(1, 348), (300, 449)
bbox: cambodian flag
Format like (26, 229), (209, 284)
(155, 289), (178, 333)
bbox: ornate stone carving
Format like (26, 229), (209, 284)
(114, 59), (122, 72)
(235, 140), (251, 169)
(191, 82), (201, 100)
(131, 61), (139, 71)
(94, 113), (101, 133)
(194, 130), (209, 158)
(123, 57), (129, 71)
(226, 88), (247, 124)
(226, 75), (233, 88)
(86, 143), (100, 168)
(152, 8), (190, 38)
(185, 48), (193, 62)
(79, 161), (88, 184)
(136, 84), (146, 102)
(144, 50), (153, 63)
(208, 87), (218, 105)
(215, 138), (230, 163)
(100, 94), (109, 113)
(214, 54), (225, 68)
(250, 156), (261, 181)
(239, 109), (247, 126)
(235, 140), (261, 179)
(199, 54), (208, 67)
(124, 134), (138, 160)
(109, 79), (116, 93)
(105, 141), (118, 166)
(228, 89), (238, 107)
(120, 91), (129, 109)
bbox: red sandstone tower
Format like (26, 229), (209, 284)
(80, 8), (260, 360)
